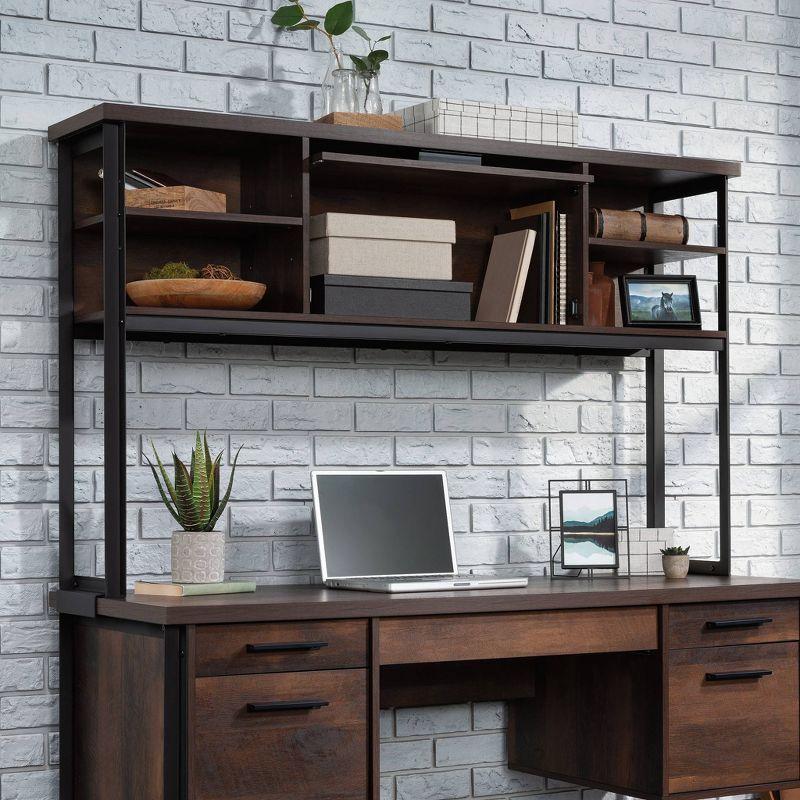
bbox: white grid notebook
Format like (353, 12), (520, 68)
(400, 99), (578, 146)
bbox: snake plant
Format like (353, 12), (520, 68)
(145, 432), (241, 532)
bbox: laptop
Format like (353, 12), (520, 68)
(312, 470), (529, 593)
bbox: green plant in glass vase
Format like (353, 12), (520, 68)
(349, 28), (390, 114)
(272, 1), (358, 114)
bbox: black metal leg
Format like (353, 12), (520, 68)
(646, 350), (666, 529)
(102, 122), (127, 599)
(687, 176), (730, 576)
(58, 140), (75, 588)
(716, 177), (732, 575)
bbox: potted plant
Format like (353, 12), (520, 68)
(146, 432), (241, 584)
(272, 1), (358, 114)
(126, 261), (266, 310)
(350, 28), (390, 114)
(661, 545), (690, 580)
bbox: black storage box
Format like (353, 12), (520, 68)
(311, 275), (473, 321)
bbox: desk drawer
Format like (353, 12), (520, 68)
(193, 669), (368, 800)
(668, 600), (799, 649)
(668, 642), (799, 794)
(195, 619), (368, 676)
(379, 606), (657, 665)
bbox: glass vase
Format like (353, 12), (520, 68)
(357, 72), (383, 115)
(321, 51), (358, 114)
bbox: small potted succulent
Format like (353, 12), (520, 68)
(126, 261), (266, 311)
(661, 545), (690, 580)
(146, 432), (241, 583)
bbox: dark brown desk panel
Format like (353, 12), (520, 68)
(193, 669), (368, 800)
(668, 600), (799, 649)
(667, 642), (800, 794)
(195, 619), (368, 676)
(94, 577), (800, 626)
(379, 606), (657, 665)
(72, 619), (167, 800)
(508, 650), (663, 799)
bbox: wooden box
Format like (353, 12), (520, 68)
(125, 185), (227, 213)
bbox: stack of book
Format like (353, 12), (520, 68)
(476, 202), (568, 325)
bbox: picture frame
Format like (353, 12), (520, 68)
(559, 489), (619, 570)
(619, 274), (701, 329)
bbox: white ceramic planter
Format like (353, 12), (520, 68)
(171, 530), (225, 584)
(662, 554), (690, 580)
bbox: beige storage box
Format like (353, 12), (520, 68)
(310, 213), (456, 280)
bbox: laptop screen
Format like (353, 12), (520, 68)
(313, 472), (456, 579)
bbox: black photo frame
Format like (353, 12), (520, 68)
(619, 274), (702, 329)
(559, 489), (619, 570)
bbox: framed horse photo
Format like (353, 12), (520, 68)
(618, 275), (702, 329)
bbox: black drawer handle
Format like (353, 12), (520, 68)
(247, 700), (329, 713)
(705, 670), (773, 682)
(705, 617), (773, 630)
(246, 641), (328, 654)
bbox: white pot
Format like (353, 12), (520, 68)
(171, 530), (225, 584)
(662, 554), (689, 580)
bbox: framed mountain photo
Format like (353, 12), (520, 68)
(619, 274), (701, 329)
(559, 489), (618, 570)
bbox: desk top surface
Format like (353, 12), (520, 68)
(92, 575), (800, 626)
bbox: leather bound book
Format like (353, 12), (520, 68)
(591, 208), (689, 245)
(476, 229), (537, 323)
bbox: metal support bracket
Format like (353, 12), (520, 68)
(50, 588), (100, 618)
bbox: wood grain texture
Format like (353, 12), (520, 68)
(125, 185), (226, 212)
(92, 576), (800, 626)
(668, 642), (799, 794)
(194, 619), (368, 676)
(508, 651), (662, 798)
(125, 278), (266, 310)
(380, 658), (536, 708)
(73, 620), (165, 800)
(316, 112), (403, 130)
(193, 669), (368, 800)
(668, 600), (799, 649)
(378, 606), (657, 665)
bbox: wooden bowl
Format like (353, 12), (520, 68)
(126, 278), (267, 310)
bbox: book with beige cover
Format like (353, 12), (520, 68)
(476, 229), (537, 323)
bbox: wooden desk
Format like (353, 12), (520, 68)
(57, 576), (800, 800)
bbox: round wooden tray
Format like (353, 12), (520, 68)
(126, 278), (267, 310)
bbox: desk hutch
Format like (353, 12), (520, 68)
(50, 105), (800, 800)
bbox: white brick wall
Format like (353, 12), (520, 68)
(0, 0), (797, 797)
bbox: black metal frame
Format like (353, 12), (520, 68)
(56, 129), (733, 603)
(547, 479), (631, 578)
(618, 274), (702, 329)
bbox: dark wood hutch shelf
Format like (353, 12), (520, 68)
(588, 238), (725, 268)
(74, 207), (303, 235)
(51, 101), (737, 600)
(77, 307), (727, 355)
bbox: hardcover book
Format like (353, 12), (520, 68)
(475, 229), (537, 323)
(134, 580), (256, 597)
